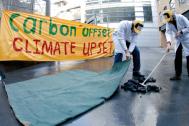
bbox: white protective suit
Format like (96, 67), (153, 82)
(165, 14), (189, 56)
(113, 21), (138, 61)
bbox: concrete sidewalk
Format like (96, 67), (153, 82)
(65, 47), (189, 126)
(0, 47), (189, 126)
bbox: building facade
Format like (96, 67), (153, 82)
(0, 0), (50, 17)
(1, 0), (34, 14)
(82, 0), (158, 28)
(81, 0), (160, 47)
(51, 0), (160, 47)
(51, 0), (159, 28)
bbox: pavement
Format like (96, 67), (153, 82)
(1, 47), (189, 126)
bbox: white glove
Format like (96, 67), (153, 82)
(166, 41), (171, 52)
(125, 50), (131, 60)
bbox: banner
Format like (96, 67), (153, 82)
(0, 10), (114, 61)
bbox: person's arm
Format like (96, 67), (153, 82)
(119, 37), (128, 52)
(117, 21), (131, 60)
(128, 36), (137, 53)
(117, 22), (128, 52)
(165, 23), (172, 43)
(180, 15), (189, 34)
(165, 23), (172, 52)
(117, 34), (131, 60)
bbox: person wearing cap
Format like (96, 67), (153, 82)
(112, 20), (144, 80)
(163, 10), (189, 80)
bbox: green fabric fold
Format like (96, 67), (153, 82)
(5, 60), (130, 126)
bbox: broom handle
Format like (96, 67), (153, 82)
(141, 53), (168, 86)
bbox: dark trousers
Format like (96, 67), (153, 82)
(175, 43), (189, 76)
(128, 45), (141, 73)
(114, 53), (123, 63)
(114, 42), (141, 73)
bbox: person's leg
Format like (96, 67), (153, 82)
(114, 53), (123, 64)
(131, 46), (145, 81)
(170, 44), (182, 80)
(132, 46), (141, 73)
(186, 56), (189, 77)
(126, 41), (141, 74)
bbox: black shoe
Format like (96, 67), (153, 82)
(133, 76), (145, 83)
(170, 76), (181, 81)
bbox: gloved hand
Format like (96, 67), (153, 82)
(125, 50), (131, 60)
(175, 31), (182, 38)
(166, 41), (171, 52)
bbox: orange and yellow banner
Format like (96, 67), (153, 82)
(0, 10), (114, 61)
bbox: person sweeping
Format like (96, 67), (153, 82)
(163, 10), (189, 80)
(112, 19), (144, 81)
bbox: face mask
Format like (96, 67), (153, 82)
(134, 25), (143, 33)
(163, 15), (171, 22)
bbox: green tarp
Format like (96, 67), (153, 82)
(5, 60), (130, 126)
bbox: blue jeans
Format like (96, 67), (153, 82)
(114, 53), (123, 63)
(114, 44), (140, 73)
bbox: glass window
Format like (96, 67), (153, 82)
(85, 9), (100, 22)
(85, 7), (135, 23)
(143, 6), (152, 22)
(4, 0), (34, 13)
(102, 7), (135, 23)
